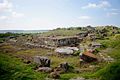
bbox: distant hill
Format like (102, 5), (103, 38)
(0, 30), (49, 33)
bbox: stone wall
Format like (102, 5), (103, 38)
(38, 36), (80, 47)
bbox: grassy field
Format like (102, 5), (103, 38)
(90, 34), (120, 80)
(0, 51), (95, 80)
(15, 48), (80, 68)
(0, 44), (98, 80)
(0, 53), (47, 80)
(0, 32), (120, 80)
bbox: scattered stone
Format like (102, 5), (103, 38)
(80, 51), (97, 62)
(66, 47), (79, 51)
(23, 60), (31, 64)
(91, 42), (102, 49)
(99, 53), (114, 62)
(89, 65), (95, 68)
(55, 48), (73, 55)
(53, 67), (64, 74)
(59, 62), (69, 72)
(34, 56), (51, 67)
(74, 69), (81, 73)
(49, 71), (60, 79)
(37, 67), (52, 73)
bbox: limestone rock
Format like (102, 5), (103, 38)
(37, 67), (52, 73)
(59, 62), (69, 72)
(49, 72), (60, 79)
(34, 56), (50, 67)
(55, 48), (73, 55)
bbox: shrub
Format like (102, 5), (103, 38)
(93, 61), (120, 80)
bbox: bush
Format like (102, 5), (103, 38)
(93, 61), (120, 80)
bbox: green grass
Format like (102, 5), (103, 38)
(60, 72), (96, 80)
(0, 45), (97, 80)
(92, 61), (120, 80)
(16, 48), (53, 56)
(49, 56), (80, 68)
(108, 45), (120, 60)
(90, 34), (120, 80)
(15, 48), (80, 68)
(1, 34), (120, 80)
(0, 53), (47, 80)
(98, 36), (120, 60)
(0, 52), (95, 80)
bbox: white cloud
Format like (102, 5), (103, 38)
(78, 16), (91, 20)
(0, 16), (8, 19)
(82, 3), (97, 9)
(111, 8), (119, 11)
(106, 8), (120, 17)
(11, 12), (24, 18)
(82, 1), (111, 9)
(99, 1), (111, 8)
(0, 0), (12, 12)
(0, 12), (24, 20)
(0, 0), (24, 20)
(107, 12), (119, 17)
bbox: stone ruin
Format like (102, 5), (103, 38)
(34, 56), (53, 73)
(6, 34), (83, 50)
(34, 56), (50, 67)
(37, 36), (81, 47)
(33, 56), (70, 79)
(59, 62), (69, 72)
(55, 47), (79, 55)
(37, 67), (52, 73)
(54, 62), (70, 73)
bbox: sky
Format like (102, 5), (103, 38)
(0, 0), (120, 30)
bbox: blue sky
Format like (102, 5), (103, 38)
(0, 0), (120, 30)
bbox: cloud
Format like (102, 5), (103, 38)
(0, 0), (24, 20)
(11, 12), (24, 18)
(82, 1), (111, 9)
(78, 16), (91, 20)
(106, 8), (120, 17)
(0, 12), (24, 20)
(0, 0), (12, 12)
(82, 3), (97, 9)
(111, 8), (119, 11)
(0, 16), (8, 20)
(107, 12), (119, 17)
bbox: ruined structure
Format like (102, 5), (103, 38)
(7, 35), (82, 49)
(76, 32), (88, 38)
(37, 36), (81, 47)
